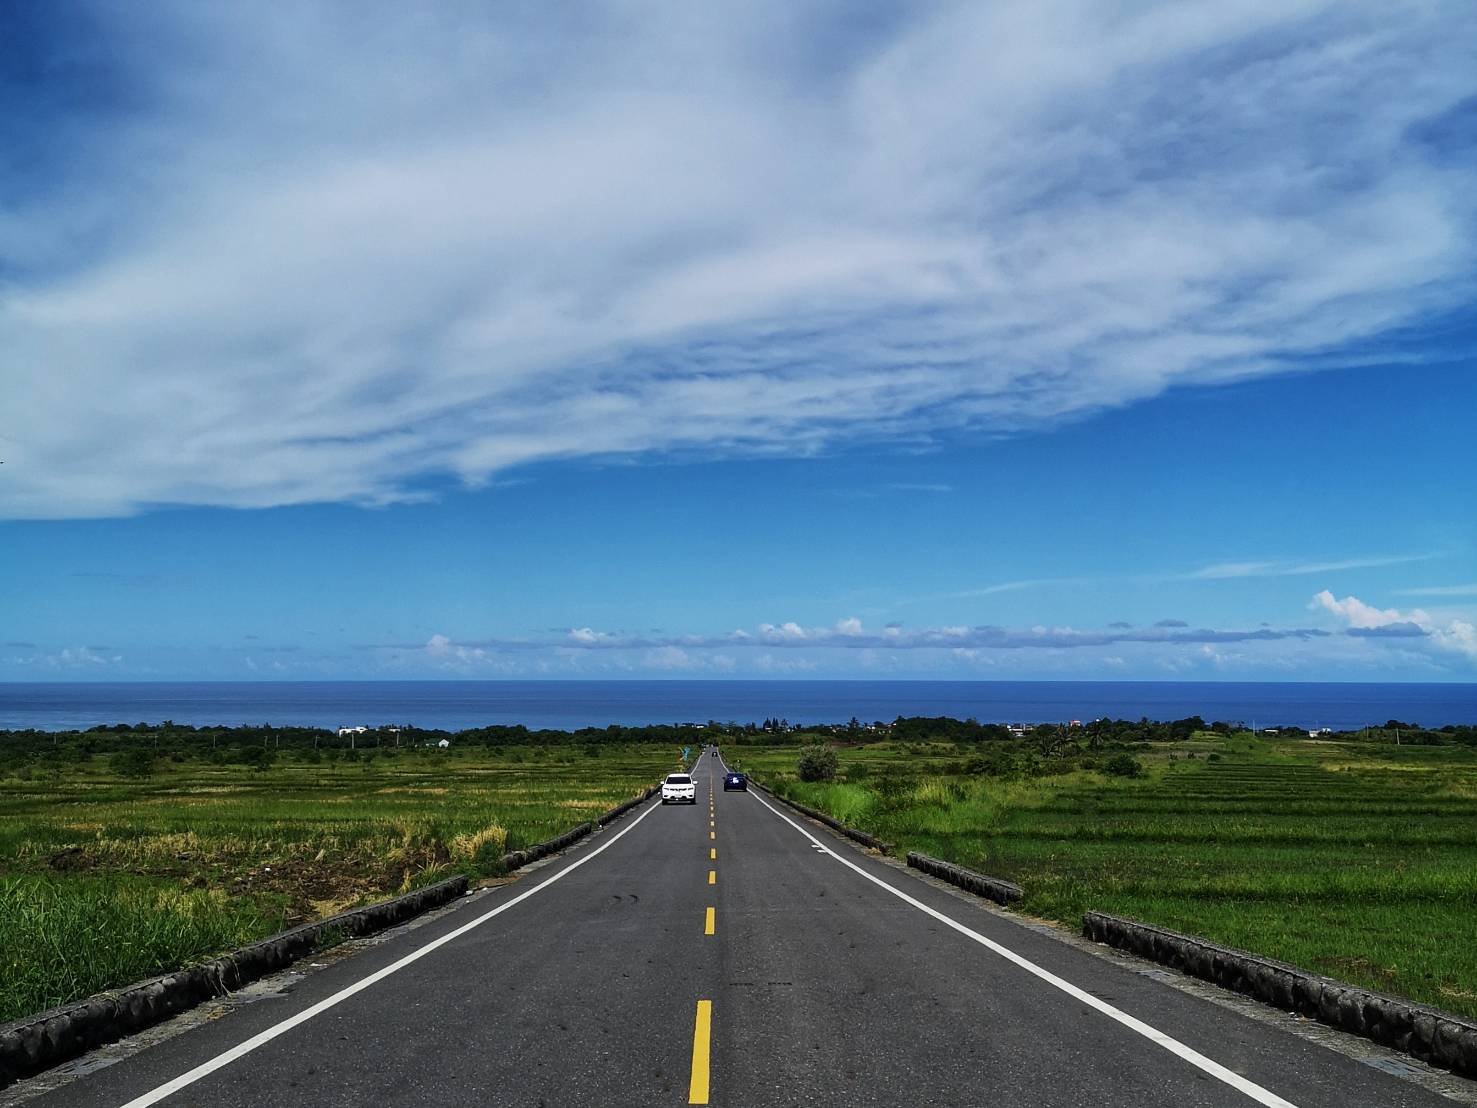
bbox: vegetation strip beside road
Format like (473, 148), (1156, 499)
(0, 875), (469, 1088)
(0, 731), (688, 1024)
(724, 724), (1477, 1022)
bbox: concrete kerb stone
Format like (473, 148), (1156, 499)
(906, 852), (1023, 907)
(1083, 911), (1477, 1078)
(597, 785), (660, 827)
(0, 874), (469, 1089)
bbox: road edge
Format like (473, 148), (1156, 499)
(1084, 911), (1477, 1079)
(0, 779), (667, 1090)
(906, 851), (1023, 905)
(0, 875), (469, 1089)
(743, 773), (1477, 1104)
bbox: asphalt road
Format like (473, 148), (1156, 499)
(19, 750), (1465, 1107)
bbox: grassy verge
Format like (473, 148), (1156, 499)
(0, 744), (682, 1022)
(0, 875), (271, 1022)
(729, 735), (1477, 1020)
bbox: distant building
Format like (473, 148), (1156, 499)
(337, 726), (368, 736)
(437, 738), (452, 749)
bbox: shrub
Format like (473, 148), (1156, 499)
(1103, 753), (1144, 779)
(110, 748), (156, 779)
(796, 744), (838, 782)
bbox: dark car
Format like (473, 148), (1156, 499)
(723, 772), (747, 791)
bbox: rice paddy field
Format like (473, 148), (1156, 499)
(0, 744), (682, 1023)
(735, 733), (1477, 1020)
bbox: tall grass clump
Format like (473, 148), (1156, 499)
(0, 875), (273, 1023)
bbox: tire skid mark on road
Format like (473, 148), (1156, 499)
(746, 787), (1301, 1108)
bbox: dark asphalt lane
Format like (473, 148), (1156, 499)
(21, 751), (1465, 1107)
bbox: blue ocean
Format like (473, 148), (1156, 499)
(1, 680), (1474, 733)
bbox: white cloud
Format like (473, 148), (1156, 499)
(645, 645), (693, 670)
(835, 617), (864, 636)
(423, 633), (493, 669)
(1310, 589), (1427, 629)
(758, 622), (809, 642)
(43, 646), (124, 670)
(2, 3), (1475, 517)
(1311, 589), (1476, 661)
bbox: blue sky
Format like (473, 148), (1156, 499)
(1, 2), (1475, 681)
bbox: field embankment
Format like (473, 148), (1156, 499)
(0, 744), (680, 1023)
(733, 734), (1477, 1020)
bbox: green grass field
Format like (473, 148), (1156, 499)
(0, 744), (683, 1023)
(732, 734), (1477, 1020)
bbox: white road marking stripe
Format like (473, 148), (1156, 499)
(747, 788), (1299, 1108)
(119, 796), (665, 1108)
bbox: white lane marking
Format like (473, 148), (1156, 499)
(747, 788), (1299, 1108)
(120, 797), (665, 1108)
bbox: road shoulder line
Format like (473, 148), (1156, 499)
(745, 786), (1298, 1108)
(116, 796), (666, 1108)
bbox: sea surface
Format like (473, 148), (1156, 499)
(1, 681), (1474, 733)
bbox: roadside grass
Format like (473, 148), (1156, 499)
(731, 736), (1477, 1020)
(0, 875), (271, 1025)
(0, 744), (682, 1022)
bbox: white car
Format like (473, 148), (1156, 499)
(661, 773), (697, 804)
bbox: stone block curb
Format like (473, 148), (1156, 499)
(760, 787), (892, 853)
(0, 874), (468, 1088)
(495, 822), (595, 873)
(906, 852), (1023, 906)
(1083, 911), (1477, 1078)
(597, 785), (660, 827)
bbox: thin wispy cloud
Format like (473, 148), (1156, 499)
(1394, 583), (1477, 597)
(3, 2), (1475, 518)
(941, 578), (1088, 599)
(1184, 554), (1436, 580)
(385, 619), (1339, 657)
(908, 552), (1433, 606)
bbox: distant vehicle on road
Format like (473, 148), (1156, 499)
(661, 773), (697, 804)
(723, 772), (747, 792)
(711, 748), (718, 757)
